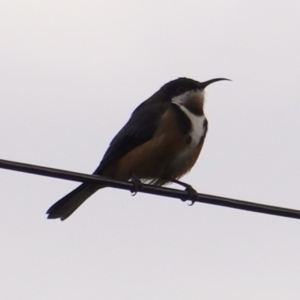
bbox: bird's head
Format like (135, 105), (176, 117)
(161, 77), (230, 115)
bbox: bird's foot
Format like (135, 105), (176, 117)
(171, 179), (198, 206)
(130, 174), (143, 196)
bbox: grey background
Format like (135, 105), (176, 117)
(1, 1), (300, 299)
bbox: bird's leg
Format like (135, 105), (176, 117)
(171, 179), (198, 205)
(130, 173), (143, 196)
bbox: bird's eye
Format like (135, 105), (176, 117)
(177, 86), (185, 94)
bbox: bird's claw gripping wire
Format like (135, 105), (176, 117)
(171, 179), (199, 205)
(130, 174), (143, 196)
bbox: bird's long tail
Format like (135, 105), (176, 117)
(46, 183), (103, 221)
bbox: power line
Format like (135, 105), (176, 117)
(0, 158), (300, 220)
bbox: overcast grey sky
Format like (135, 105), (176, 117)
(1, 1), (300, 299)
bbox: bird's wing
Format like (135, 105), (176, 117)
(93, 102), (168, 175)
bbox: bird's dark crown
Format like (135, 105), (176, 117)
(159, 77), (230, 101)
(161, 77), (201, 99)
(140, 77), (229, 107)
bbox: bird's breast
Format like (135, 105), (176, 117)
(172, 112), (207, 166)
(178, 106), (207, 146)
(151, 105), (207, 180)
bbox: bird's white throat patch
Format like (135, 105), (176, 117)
(177, 105), (207, 146)
(171, 89), (205, 107)
(171, 90), (207, 146)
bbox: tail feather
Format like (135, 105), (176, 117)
(46, 184), (102, 221)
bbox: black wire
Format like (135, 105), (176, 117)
(0, 158), (300, 220)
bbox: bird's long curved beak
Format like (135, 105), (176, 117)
(199, 78), (231, 89)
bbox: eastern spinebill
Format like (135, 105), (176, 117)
(47, 77), (229, 220)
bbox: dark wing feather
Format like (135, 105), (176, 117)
(93, 102), (168, 175)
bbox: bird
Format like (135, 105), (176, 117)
(46, 77), (229, 220)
